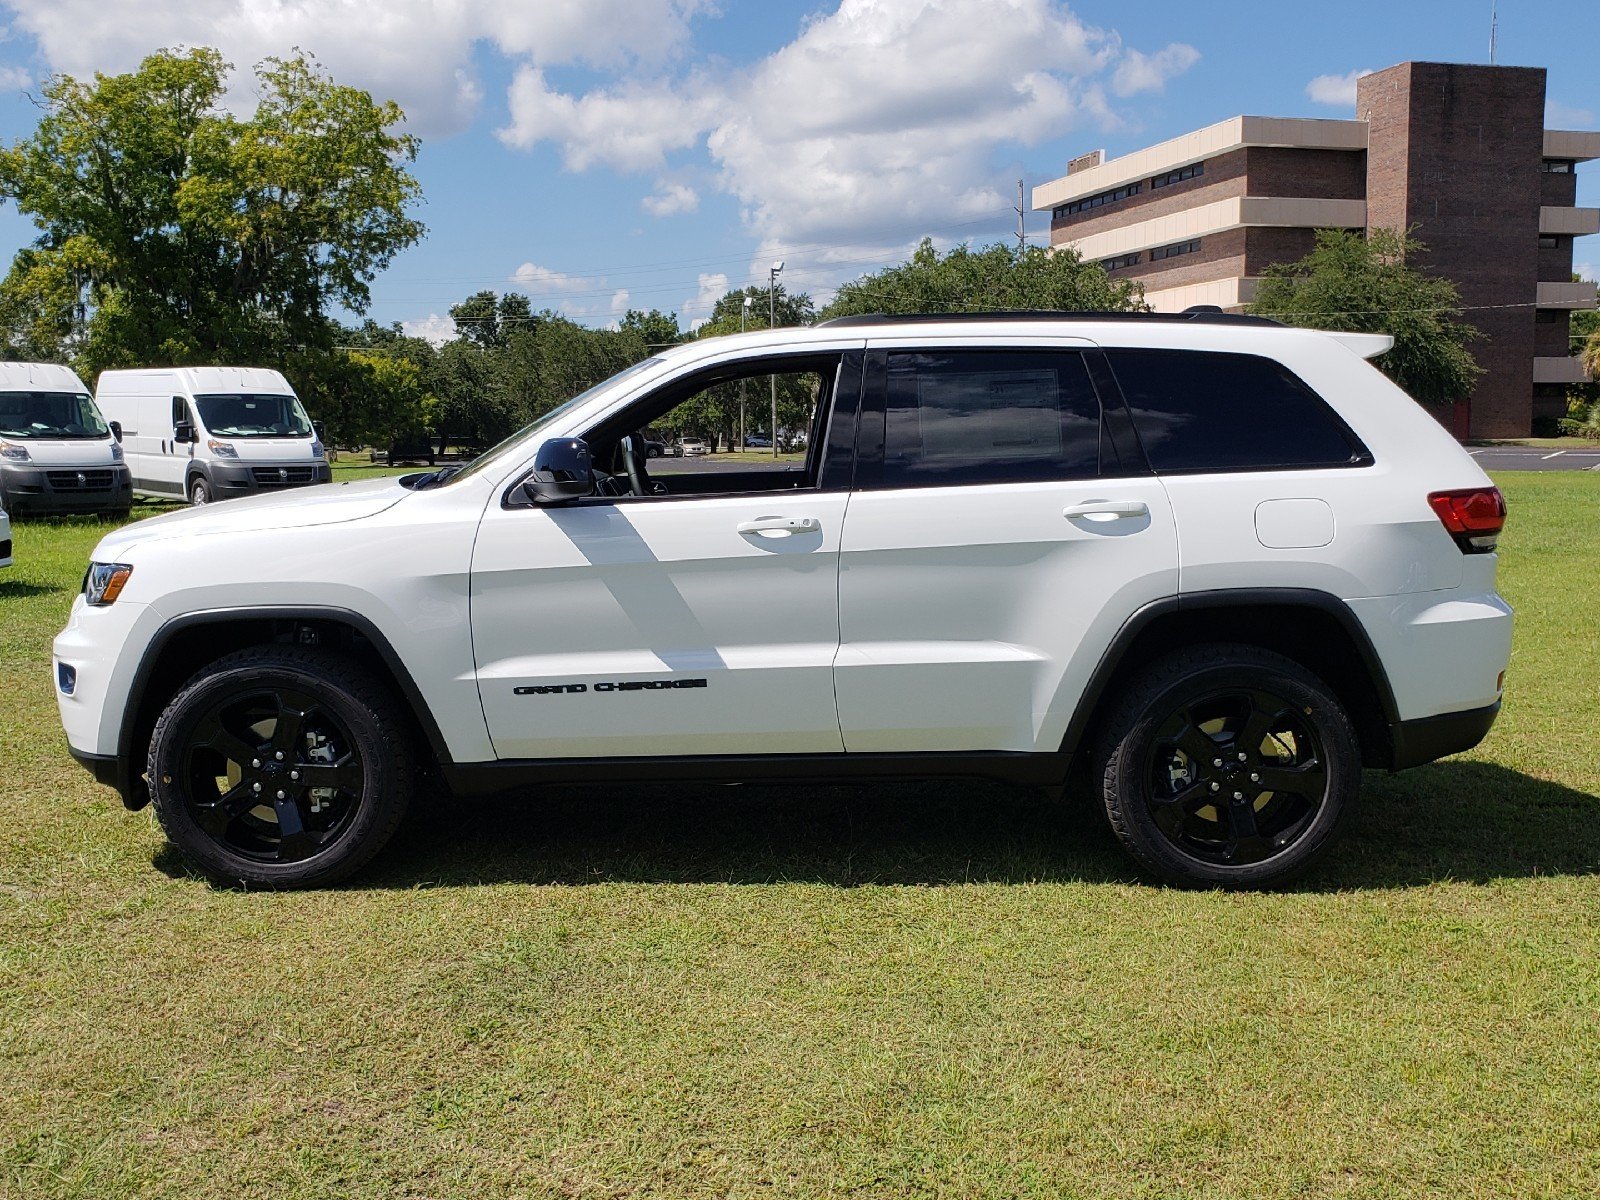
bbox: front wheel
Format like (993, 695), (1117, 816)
(1094, 645), (1360, 889)
(148, 646), (414, 888)
(188, 476), (211, 505)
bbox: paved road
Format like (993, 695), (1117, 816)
(1469, 446), (1600, 472)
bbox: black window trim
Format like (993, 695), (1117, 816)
(1099, 347), (1375, 476)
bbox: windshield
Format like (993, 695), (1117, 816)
(0, 390), (110, 440)
(441, 356), (665, 486)
(194, 393), (313, 438)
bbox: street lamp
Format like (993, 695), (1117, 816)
(768, 260), (784, 459)
(740, 296), (752, 452)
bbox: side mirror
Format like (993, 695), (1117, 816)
(109, 421), (123, 443)
(173, 420), (195, 444)
(313, 420), (325, 439)
(521, 437), (594, 504)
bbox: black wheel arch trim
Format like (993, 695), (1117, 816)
(110, 605), (453, 808)
(1057, 587), (1403, 765)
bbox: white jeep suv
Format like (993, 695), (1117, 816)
(53, 312), (1512, 889)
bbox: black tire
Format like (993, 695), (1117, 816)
(1093, 644), (1360, 889)
(188, 476), (211, 506)
(148, 646), (414, 888)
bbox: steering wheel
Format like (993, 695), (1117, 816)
(621, 430), (652, 497)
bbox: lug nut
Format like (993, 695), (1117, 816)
(251, 782), (261, 793)
(251, 758), (261, 768)
(276, 790), (286, 800)
(1209, 782), (1220, 792)
(1250, 773), (1260, 783)
(1237, 752), (1248, 761)
(290, 770), (300, 781)
(274, 751), (285, 761)
(1212, 758), (1223, 768)
(1233, 791), (1244, 800)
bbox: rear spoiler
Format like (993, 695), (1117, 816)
(1327, 331), (1394, 359)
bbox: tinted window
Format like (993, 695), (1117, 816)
(880, 350), (1102, 487)
(193, 393), (313, 438)
(1108, 349), (1367, 472)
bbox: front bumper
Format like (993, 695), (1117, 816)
(0, 461), (132, 514)
(209, 460), (332, 498)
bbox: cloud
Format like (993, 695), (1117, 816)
(609, 288), (631, 316)
(1546, 98), (1596, 128)
(684, 272), (728, 318)
(642, 182), (700, 217)
(1110, 43), (1199, 97)
(0, 64), (31, 90)
(401, 313), (456, 346)
(508, 261), (637, 323)
(1305, 69), (1373, 108)
(0, 0), (710, 137)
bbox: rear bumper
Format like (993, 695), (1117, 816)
(1389, 701), (1500, 771)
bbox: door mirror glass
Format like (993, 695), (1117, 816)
(109, 420), (123, 443)
(173, 420), (195, 444)
(521, 437), (594, 504)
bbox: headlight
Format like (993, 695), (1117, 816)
(84, 562), (133, 606)
(0, 440), (29, 461)
(310, 440), (325, 458)
(207, 439), (238, 458)
(110, 442), (124, 462)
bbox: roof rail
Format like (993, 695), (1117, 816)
(814, 308), (1280, 328)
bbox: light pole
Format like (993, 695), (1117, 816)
(740, 295), (752, 453)
(768, 260), (784, 459)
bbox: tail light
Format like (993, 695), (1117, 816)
(1428, 487), (1506, 554)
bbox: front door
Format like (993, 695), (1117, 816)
(834, 341), (1179, 754)
(470, 350), (860, 760)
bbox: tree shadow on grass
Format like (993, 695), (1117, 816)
(315, 760), (1598, 892)
(0, 579), (62, 598)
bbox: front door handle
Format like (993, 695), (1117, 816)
(1063, 499), (1150, 521)
(737, 515), (821, 536)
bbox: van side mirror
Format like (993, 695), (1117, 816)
(313, 420), (325, 439)
(521, 437), (594, 504)
(173, 420), (195, 444)
(109, 421), (123, 443)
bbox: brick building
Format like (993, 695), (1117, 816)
(1032, 62), (1600, 437)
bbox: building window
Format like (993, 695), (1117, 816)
(1542, 160), (1574, 174)
(1538, 234), (1561, 249)
(1052, 181), (1142, 220)
(1099, 252), (1142, 271)
(1150, 162), (1204, 189)
(1149, 239), (1202, 261)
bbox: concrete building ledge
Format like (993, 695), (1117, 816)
(1032, 116), (1367, 210)
(1536, 281), (1598, 310)
(1532, 356), (1593, 385)
(1539, 206), (1600, 236)
(1064, 196), (1366, 261)
(1141, 277), (1262, 314)
(1543, 130), (1600, 162)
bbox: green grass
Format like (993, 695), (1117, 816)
(2, 475), (1598, 1198)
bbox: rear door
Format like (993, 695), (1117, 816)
(834, 338), (1178, 754)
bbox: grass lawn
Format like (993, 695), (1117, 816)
(2, 474), (1598, 1198)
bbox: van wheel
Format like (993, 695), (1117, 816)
(148, 646), (414, 888)
(1094, 644), (1360, 889)
(188, 477), (211, 505)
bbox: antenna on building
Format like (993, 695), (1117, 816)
(1015, 179), (1026, 253)
(1489, 2), (1498, 64)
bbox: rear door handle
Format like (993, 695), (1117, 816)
(737, 515), (821, 536)
(1063, 500), (1150, 520)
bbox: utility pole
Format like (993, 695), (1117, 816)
(768, 261), (784, 459)
(739, 296), (751, 453)
(1489, 2), (1498, 63)
(1015, 179), (1026, 253)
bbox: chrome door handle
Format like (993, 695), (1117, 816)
(737, 515), (821, 536)
(1063, 500), (1149, 520)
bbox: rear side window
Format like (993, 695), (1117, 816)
(880, 349), (1103, 487)
(1107, 349), (1369, 472)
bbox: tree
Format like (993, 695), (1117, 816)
(619, 308), (682, 347)
(821, 238), (1146, 318)
(450, 290), (535, 349)
(687, 285), (818, 449)
(1248, 228), (1481, 406)
(0, 47), (423, 370)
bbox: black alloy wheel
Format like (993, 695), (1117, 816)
(1095, 644), (1360, 888)
(149, 646), (413, 887)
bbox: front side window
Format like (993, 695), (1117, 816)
(1107, 349), (1368, 473)
(193, 393), (313, 438)
(0, 391), (110, 439)
(879, 350), (1103, 487)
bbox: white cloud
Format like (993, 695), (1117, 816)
(642, 182), (700, 217)
(508, 261), (634, 323)
(0, 64), (31, 90)
(1546, 99), (1596, 128)
(498, 67), (712, 170)
(609, 288), (630, 316)
(0, 0), (709, 136)
(1110, 43), (1199, 98)
(684, 271), (728, 318)
(401, 313), (455, 346)
(1306, 69), (1373, 108)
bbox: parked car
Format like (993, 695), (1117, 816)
(95, 367), (330, 506)
(678, 437), (709, 456)
(0, 496), (11, 568)
(743, 434), (772, 448)
(643, 439), (666, 459)
(56, 310), (1511, 890)
(0, 362), (132, 518)
(386, 435), (437, 467)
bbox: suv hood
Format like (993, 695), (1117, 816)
(96, 477), (408, 555)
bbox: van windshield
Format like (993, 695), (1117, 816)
(194, 393), (313, 438)
(0, 391), (111, 439)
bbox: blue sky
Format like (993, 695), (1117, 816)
(0, 0), (1593, 339)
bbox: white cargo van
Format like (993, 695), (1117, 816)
(94, 367), (329, 505)
(0, 362), (132, 517)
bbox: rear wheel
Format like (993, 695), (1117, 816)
(148, 646), (414, 888)
(1094, 644), (1360, 888)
